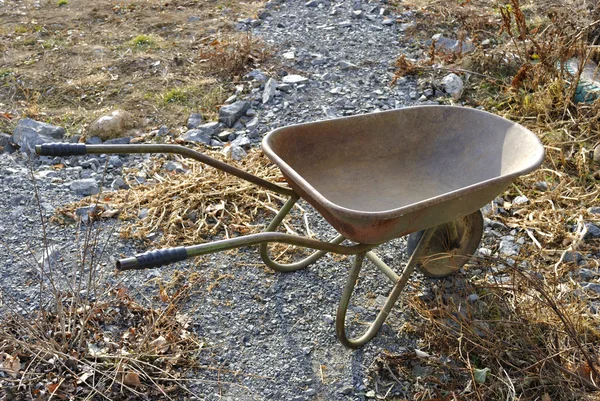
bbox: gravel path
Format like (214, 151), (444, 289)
(0, 1), (524, 400)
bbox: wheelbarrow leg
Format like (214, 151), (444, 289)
(259, 195), (346, 273)
(336, 227), (436, 349)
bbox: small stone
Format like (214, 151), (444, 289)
(219, 101), (250, 128)
(245, 69), (268, 82)
(282, 51), (295, 60)
(583, 283), (600, 294)
(304, 389), (316, 396)
(339, 20), (353, 28)
(187, 113), (203, 129)
(351, 10), (363, 18)
(468, 294), (479, 302)
(305, 0), (319, 7)
(245, 117), (259, 134)
(182, 122), (221, 145)
(441, 73), (464, 100)
(108, 155), (123, 168)
(88, 110), (136, 141)
(218, 130), (234, 142)
(588, 207), (600, 214)
(323, 314), (334, 324)
(499, 236), (519, 256)
(75, 206), (98, 223)
(222, 144), (247, 161)
(262, 78), (278, 104)
(512, 195), (529, 205)
(594, 144), (600, 163)
(282, 74), (309, 84)
(339, 60), (359, 70)
(577, 268), (597, 281)
(13, 118), (65, 153)
(231, 135), (251, 149)
(366, 390), (376, 398)
(71, 179), (99, 196)
(111, 177), (128, 190)
(382, 18), (394, 25)
(584, 223), (600, 239)
(340, 385), (354, 395)
(534, 181), (549, 191)
(276, 83), (293, 93)
(322, 106), (337, 119)
(564, 251), (583, 264)
(86, 136), (102, 145)
(164, 161), (184, 173)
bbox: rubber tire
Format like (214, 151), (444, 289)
(406, 210), (484, 278)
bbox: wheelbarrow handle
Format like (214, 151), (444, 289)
(35, 143), (295, 197)
(118, 247), (188, 270)
(36, 143), (87, 157)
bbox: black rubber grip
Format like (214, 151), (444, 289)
(134, 247), (188, 270)
(37, 143), (87, 156)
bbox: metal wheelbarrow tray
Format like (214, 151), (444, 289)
(36, 106), (544, 349)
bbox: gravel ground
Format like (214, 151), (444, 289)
(0, 0), (564, 400)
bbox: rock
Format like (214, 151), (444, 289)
(351, 10), (363, 18)
(111, 177), (128, 190)
(222, 144), (247, 161)
(282, 74), (309, 84)
(584, 223), (600, 239)
(322, 106), (338, 119)
(339, 60), (359, 70)
(88, 110), (136, 141)
(594, 144), (600, 163)
(512, 195), (529, 205)
(164, 161), (185, 173)
(108, 156), (123, 168)
(577, 268), (597, 281)
(340, 385), (354, 395)
(232, 135), (251, 149)
(0, 133), (16, 153)
(86, 136), (103, 145)
(245, 69), (268, 82)
(441, 73), (464, 100)
(499, 236), (519, 256)
(588, 207), (600, 214)
(564, 251), (583, 263)
(339, 20), (353, 28)
(583, 282), (600, 294)
(468, 293), (479, 302)
(432, 34), (475, 54)
(305, 0), (319, 6)
(71, 179), (99, 196)
(75, 206), (98, 223)
(382, 18), (395, 26)
(182, 122), (221, 145)
(13, 118), (65, 153)
(245, 117), (259, 135)
(187, 113), (203, 129)
(263, 78), (278, 104)
(219, 101), (250, 128)
(534, 181), (549, 191)
(282, 51), (295, 60)
(37, 245), (61, 270)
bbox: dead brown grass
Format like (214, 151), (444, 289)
(386, 0), (600, 399)
(0, 0), (267, 135)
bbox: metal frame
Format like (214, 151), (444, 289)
(36, 143), (440, 349)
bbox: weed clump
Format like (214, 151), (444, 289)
(130, 34), (156, 49)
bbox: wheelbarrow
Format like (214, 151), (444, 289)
(36, 106), (544, 349)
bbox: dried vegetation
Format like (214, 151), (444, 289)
(383, 0), (600, 399)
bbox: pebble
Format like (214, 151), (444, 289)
(441, 73), (464, 100)
(13, 118), (65, 153)
(588, 207), (600, 214)
(219, 101), (250, 128)
(584, 223), (600, 239)
(262, 78), (278, 104)
(70, 179), (99, 196)
(88, 110), (136, 141)
(499, 236), (519, 256)
(534, 181), (549, 191)
(187, 113), (203, 129)
(282, 74), (309, 84)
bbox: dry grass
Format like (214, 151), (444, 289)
(57, 145), (294, 247)
(0, 0), (267, 135)
(0, 174), (208, 399)
(384, 0), (600, 399)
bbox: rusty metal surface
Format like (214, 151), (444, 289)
(262, 106), (544, 244)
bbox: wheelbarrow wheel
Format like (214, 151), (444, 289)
(406, 210), (483, 278)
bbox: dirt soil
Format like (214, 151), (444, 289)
(0, 0), (264, 136)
